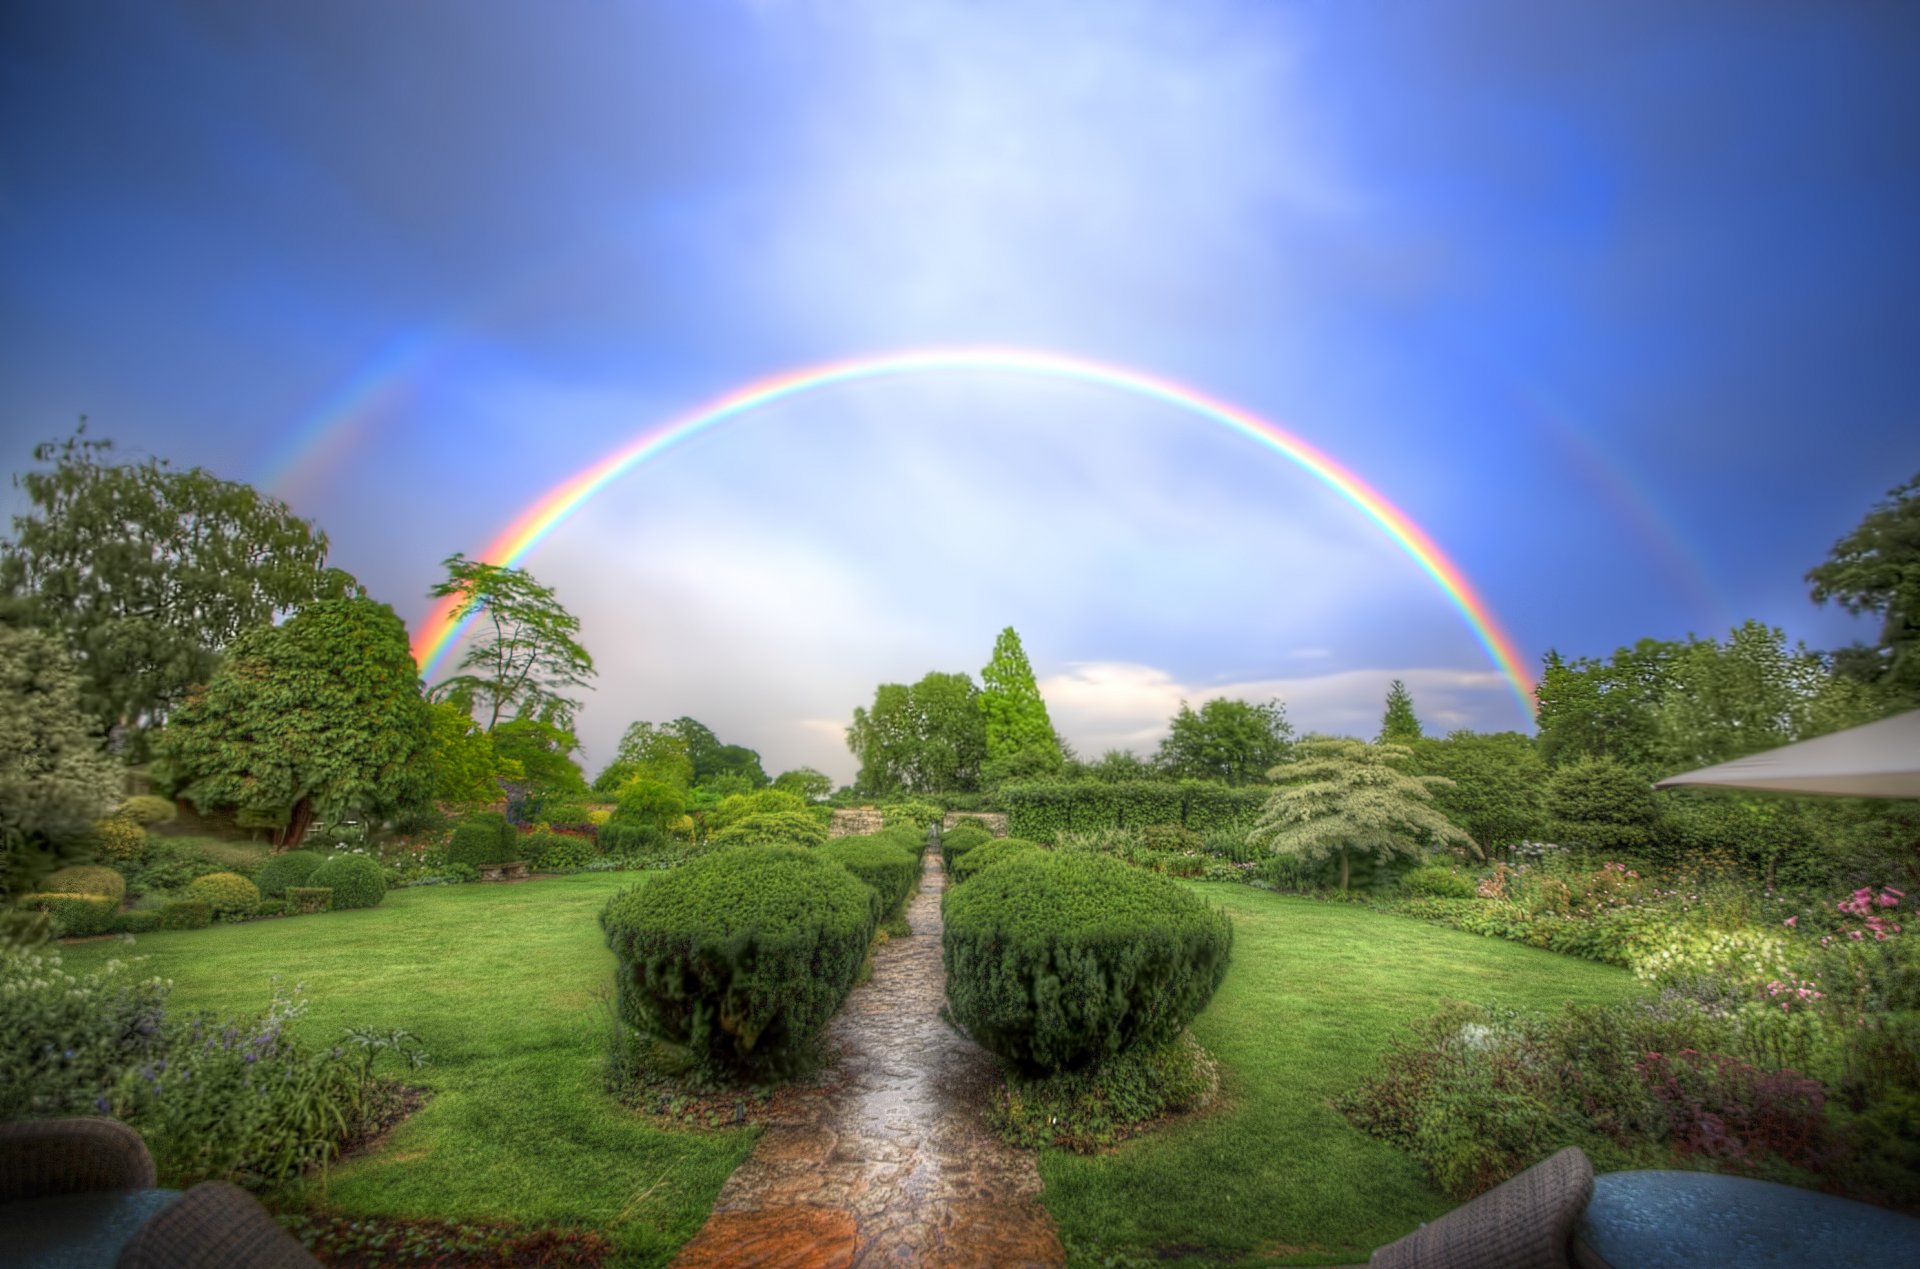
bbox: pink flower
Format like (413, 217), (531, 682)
(1850, 930), (1864, 941)
(1784, 916), (1799, 928)
(1878, 893), (1901, 908)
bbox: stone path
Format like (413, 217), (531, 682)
(672, 852), (1064, 1269)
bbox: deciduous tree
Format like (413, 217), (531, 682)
(427, 554), (594, 731)
(1808, 472), (1920, 697)
(1413, 730), (1544, 858)
(1157, 697), (1292, 785)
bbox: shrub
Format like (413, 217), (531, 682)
(598, 821), (665, 857)
(817, 836), (922, 921)
(252, 898), (288, 919)
(600, 847), (877, 1075)
(709, 810), (828, 851)
(535, 833), (600, 870)
(117, 795), (179, 825)
(159, 901), (211, 930)
(308, 856), (387, 910)
(286, 887), (333, 915)
(42, 865), (127, 904)
(940, 823), (994, 872)
(116, 910), (163, 934)
(1402, 865), (1480, 900)
(950, 838), (1042, 886)
(521, 829), (572, 868)
(447, 818), (517, 868)
(183, 872), (261, 919)
(28, 893), (120, 937)
(587, 808), (612, 826)
(881, 799), (944, 830)
(943, 852), (1234, 1072)
(92, 816), (150, 863)
(988, 1031), (1218, 1152)
(256, 850), (325, 898)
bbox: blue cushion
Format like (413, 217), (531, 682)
(1576, 1170), (1920, 1268)
(0, 1189), (183, 1268)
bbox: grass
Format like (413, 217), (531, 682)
(1033, 884), (1644, 1267)
(56, 872), (753, 1268)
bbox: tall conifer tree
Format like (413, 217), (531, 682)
(1378, 679), (1424, 744)
(980, 627), (1060, 762)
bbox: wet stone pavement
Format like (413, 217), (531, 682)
(671, 852), (1065, 1269)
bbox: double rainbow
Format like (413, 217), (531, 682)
(411, 347), (1536, 722)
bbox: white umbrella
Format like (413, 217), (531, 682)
(1653, 709), (1920, 799)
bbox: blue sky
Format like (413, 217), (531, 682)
(3, 1), (1916, 782)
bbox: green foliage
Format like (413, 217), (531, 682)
(596, 821), (666, 857)
(980, 626), (1062, 763)
(605, 721), (696, 791)
(880, 799), (943, 830)
(91, 816), (148, 864)
(526, 830), (596, 870)
(613, 777), (687, 831)
(285, 887), (332, 915)
(426, 553), (595, 731)
(115, 910), (162, 934)
(257, 851), (325, 898)
(708, 810), (827, 851)
(770, 766), (832, 802)
(988, 1031), (1217, 1152)
(599, 847), (877, 1074)
(846, 671), (987, 794)
(309, 855), (387, 910)
(118, 795), (177, 826)
(1413, 731), (1546, 857)
(1808, 471), (1920, 697)
(184, 871), (261, 919)
(1378, 679), (1424, 744)
(159, 901), (211, 930)
(662, 717), (769, 789)
(940, 822), (994, 872)
(704, 788), (811, 834)
(488, 716), (587, 795)
(520, 829), (571, 868)
(949, 837), (1041, 886)
(27, 892), (119, 937)
(1001, 779), (1266, 843)
(1400, 865), (1479, 900)
(1547, 754), (1659, 854)
(942, 851), (1233, 1072)
(816, 835), (922, 921)
(447, 819), (518, 868)
(1157, 697), (1292, 785)
(426, 700), (508, 805)
(0, 427), (354, 737)
(1253, 739), (1479, 892)
(42, 864), (126, 903)
(152, 597), (432, 845)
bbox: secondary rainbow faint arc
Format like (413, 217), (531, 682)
(412, 347), (1538, 721)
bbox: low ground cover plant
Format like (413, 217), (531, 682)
(943, 851), (1233, 1072)
(600, 846), (877, 1076)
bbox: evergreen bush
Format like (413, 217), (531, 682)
(42, 865), (127, 904)
(599, 847), (876, 1074)
(708, 810), (827, 850)
(1401, 865), (1479, 900)
(943, 851), (1233, 1073)
(950, 838), (1041, 886)
(92, 817), (148, 863)
(28, 894), (119, 937)
(597, 821), (664, 857)
(522, 828), (575, 868)
(257, 850), (325, 898)
(286, 887), (333, 915)
(183, 872), (261, 919)
(116, 795), (179, 826)
(447, 818), (518, 867)
(116, 910), (163, 934)
(159, 901), (211, 930)
(308, 856), (386, 910)
(817, 836), (921, 921)
(940, 823), (993, 872)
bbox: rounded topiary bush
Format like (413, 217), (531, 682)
(447, 817), (517, 868)
(816, 836), (921, 920)
(92, 817), (148, 864)
(708, 810), (827, 851)
(117, 795), (178, 826)
(257, 850), (325, 898)
(950, 837), (1041, 886)
(600, 846), (878, 1074)
(940, 822), (994, 873)
(42, 865), (127, 904)
(184, 871), (261, 919)
(308, 855), (387, 910)
(943, 851), (1234, 1073)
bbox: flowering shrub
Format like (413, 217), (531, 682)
(1636, 1048), (1828, 1167)
(1631, 926), (1793, 991)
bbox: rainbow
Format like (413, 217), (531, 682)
(412, 347), (1537, 722)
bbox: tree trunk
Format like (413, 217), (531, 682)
(1339, 846), (1350, 893)
(279, 797), (315, 849)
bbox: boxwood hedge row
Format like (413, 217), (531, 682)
(948, 837), (1041, 886)
(600, 846), (877, 1074)
(998, 780), (1270, 842)
(942, 851), (1233, 1073)
(939, 822), (994, 873)
(816, 836), (921, 921)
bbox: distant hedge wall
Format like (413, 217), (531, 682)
(999, 780), (1269, 843)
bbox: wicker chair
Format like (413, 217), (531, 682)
(1370, 1146), (1595, 1269)
(0, 1117), (320, 1268)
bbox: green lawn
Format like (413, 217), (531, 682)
(56, 875), (1640, 1268)
(1035, 884), (1643, 1267)
(57, 873), (754, 1268)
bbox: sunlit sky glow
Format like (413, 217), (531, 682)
(3, 1), (1916, 782)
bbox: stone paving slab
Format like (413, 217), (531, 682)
(671, 853), (1063, 1269)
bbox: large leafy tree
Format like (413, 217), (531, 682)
(1377, 679), (1424, 744)
(0, 428), (355, 739)
(846, 671), (987, 794)
(154, 597), (432, 846)
(979, 626), (1061, 763)
(594, 721), (696, 793)
(1253, 738), (1477, 891)
(489, 716), (588, 795)
(1534, 641), (1675, 769)
(426, 701), (517, 805)
(1545, 754), (1659, 857)
(427, 554), (594, 731)
(771, 767), (832, 802)
(1808, 473), (1920, 697)
(1157, 697), (1293, 785)
(666, 717), (769, 788)
(1413, 730), (1545, 859)
(0, 624), (121, 906)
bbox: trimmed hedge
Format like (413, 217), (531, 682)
(30, 893), (120, 937)
(92, 817), (149, 862)
(184, 872), (261, 919)
(118, 795), (179, 825)
(950, 838), (1042, 886)
(708, 810), (828, 851)
(447, 818), (519, 868)
(597, 821), (664, 857)
(42, 865), (127, 904)
(600, 847), (877, 1074)
(817, 836), (922, 921)
(1000, 780), (1269, 843)
(308, 856), (386, 910)
(940, 823), (994, 873)
(257, 850), (325, 898)
(159, 901), (211, 930)
(286, 887), (333, 915)
(943, 851), (1233, 1073)
(116, 910), (163, 934)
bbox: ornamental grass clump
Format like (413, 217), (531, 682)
(599, 846), (877, 1076)
(816, 836), (921, 923)
(949, 837), (1041, 886)
(256, 850), (325, 898)
(943, 851), (1233, 1073)
(308, 855), (387, 910)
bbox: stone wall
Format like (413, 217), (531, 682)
(828, 807), (888, 839)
